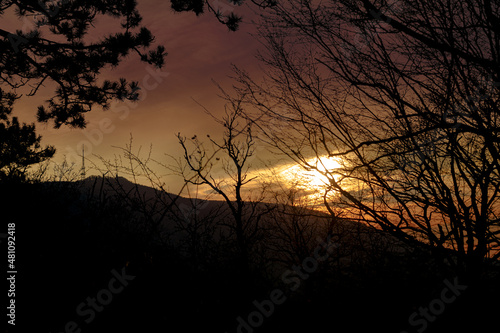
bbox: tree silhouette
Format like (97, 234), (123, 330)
(176, 97), (270, 277)
(0, 1), (166, 128)
(0, 88), (54, 181)
(234, 0), (500, 282)
(170, 0), (277, 31)
(0, 1), (168, 180)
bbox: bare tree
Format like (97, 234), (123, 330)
(233, 0), (500, 281)
(176, 97), (270, 276)
(94, 139), (190, 251)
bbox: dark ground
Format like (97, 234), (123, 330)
(2, 180), (499, 333)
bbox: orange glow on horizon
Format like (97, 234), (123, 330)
(278, 155), (343, 205)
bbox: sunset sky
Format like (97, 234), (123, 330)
(3, 3), (498, 332)
(4, 0), (280, 193)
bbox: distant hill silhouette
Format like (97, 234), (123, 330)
(76, 175), (218, 212)
(3, 175), (498, 332)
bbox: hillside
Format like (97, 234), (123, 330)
(2, 176), (498, 332)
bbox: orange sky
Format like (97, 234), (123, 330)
(2, 1), (271, 193)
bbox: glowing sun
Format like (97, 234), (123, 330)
(281, 155), (342, 189)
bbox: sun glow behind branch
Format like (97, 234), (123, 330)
(278, 155), (343, 205)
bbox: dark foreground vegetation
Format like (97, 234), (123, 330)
(2, 176), (499, 333)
